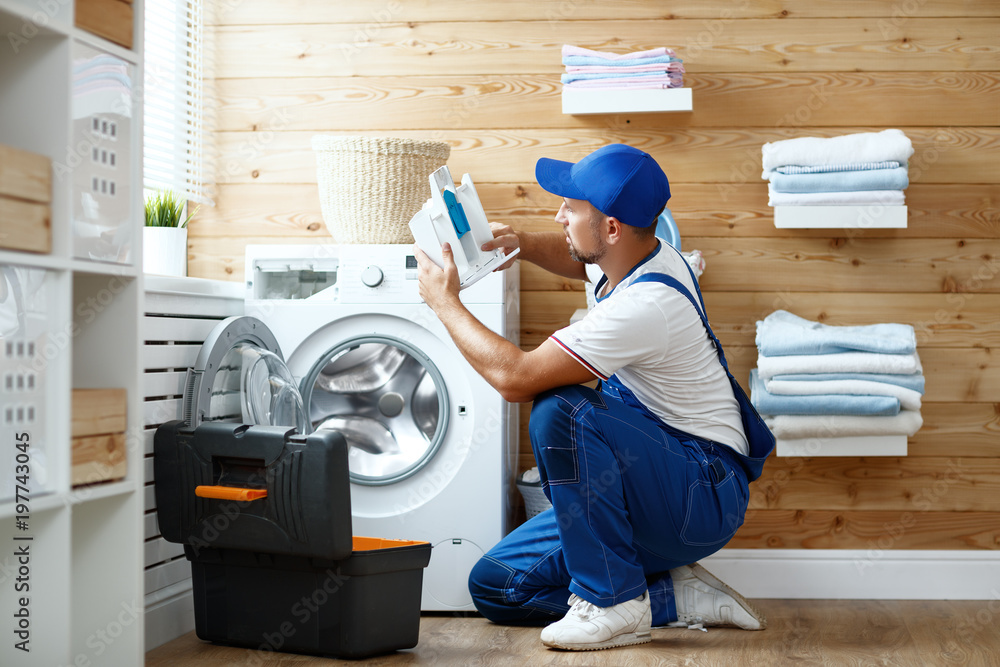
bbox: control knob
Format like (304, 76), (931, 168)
(361, 265), (384, 288)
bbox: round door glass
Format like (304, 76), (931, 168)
(208, 341), (308, 433)
(303, 335), (449, 485)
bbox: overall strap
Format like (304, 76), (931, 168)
(630, 272), (733, 375)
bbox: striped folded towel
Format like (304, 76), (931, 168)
(775, 161), (902, 175)
(761, 129), (914, 179)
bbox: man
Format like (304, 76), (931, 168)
(415, 144), (774, 651)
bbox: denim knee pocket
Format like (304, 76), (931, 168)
(537, 444), (579, 485)
(679, 469), (747, 547)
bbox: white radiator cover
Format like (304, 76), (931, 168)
(142, 276), (243, 651)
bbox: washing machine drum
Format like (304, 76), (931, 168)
(302, 335), (449, 486)
(183, 316), (308, 433)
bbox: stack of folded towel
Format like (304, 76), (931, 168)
(761, 129), (914, 207)
(561, 45), (685, 90)
(750, 310), (924, 440)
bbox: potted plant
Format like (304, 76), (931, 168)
(143, 190), (198, 276)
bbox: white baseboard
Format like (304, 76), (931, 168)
(145, 586), (195, 651)
(701, 549), (1000, 600)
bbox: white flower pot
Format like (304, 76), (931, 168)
(143, 226), (188, 277)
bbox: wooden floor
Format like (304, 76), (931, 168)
(146, 599), (999, 666)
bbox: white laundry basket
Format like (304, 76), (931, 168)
(516, 467), (552, 519)
(311, 136), (451, 244)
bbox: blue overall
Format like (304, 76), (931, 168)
(469, 261), (775, 627)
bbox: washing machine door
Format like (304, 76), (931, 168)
(183, 316), (308, 432)
(301, 334), (449, 486)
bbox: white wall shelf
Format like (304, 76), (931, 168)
(774, 205), (908, 229)
(0, 0), (145, 664)
(0, 0), (73, 37)
(776, 435), (908, 457)
(562, 87), (693, 115)
(704, 549), (1000, 600)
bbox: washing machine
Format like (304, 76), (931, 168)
(232, 243), (520, 611)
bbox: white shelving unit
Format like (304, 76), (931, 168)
(777, 435), (908, 457)
(562, 87), (693, 115)
(0, 0), (145, 664)
(773, 205), (908, 229)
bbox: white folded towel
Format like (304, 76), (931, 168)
(764, 410), (923, 439)
(756, 350), (922, 380)
(761, 129), (914, 179)
(763, 378), (923, 412)
(768, 186), (906, 207)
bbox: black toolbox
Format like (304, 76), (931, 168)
(154, 421), (432, 659)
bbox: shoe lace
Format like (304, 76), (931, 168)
(567, 595), (602, 621)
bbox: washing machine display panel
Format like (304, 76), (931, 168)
(304, 335), (449, 485)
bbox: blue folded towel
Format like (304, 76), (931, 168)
(750, 370), (901, 417)
(563, 54), (682, 67)
(756, 310), (916, 357)
(769, 167), (909, 193)
(769, 372), (925, 394)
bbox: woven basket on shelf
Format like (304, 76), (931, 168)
(310, 136), (451, 244)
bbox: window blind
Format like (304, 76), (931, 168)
(143, 0), (215, 205)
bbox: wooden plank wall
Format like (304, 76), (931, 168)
(197, 1), (1000, 551)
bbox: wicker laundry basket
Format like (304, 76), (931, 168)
(516, 468), (552, 519)
(311, 136), (451, 244)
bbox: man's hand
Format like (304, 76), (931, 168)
(481, 222), (520, 271)
(415, 243), (461, 312)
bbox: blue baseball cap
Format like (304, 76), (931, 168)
(535, 144), (670, 228)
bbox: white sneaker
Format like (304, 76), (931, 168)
(540, 592), (652, 651)
(670, 563), (767, 630)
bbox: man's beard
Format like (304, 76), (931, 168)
(568, 232), (607, 264)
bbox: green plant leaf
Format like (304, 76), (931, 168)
(144, 189), (197, 228)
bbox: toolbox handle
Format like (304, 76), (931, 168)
(195, 485), (268, 501)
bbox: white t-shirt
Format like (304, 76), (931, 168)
(550, 241), (749, 456)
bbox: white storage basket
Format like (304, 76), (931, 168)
(516, 468), (553, 519)
(311, 136), (451, 244)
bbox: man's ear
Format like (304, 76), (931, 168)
(605, 216), (624, 245)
